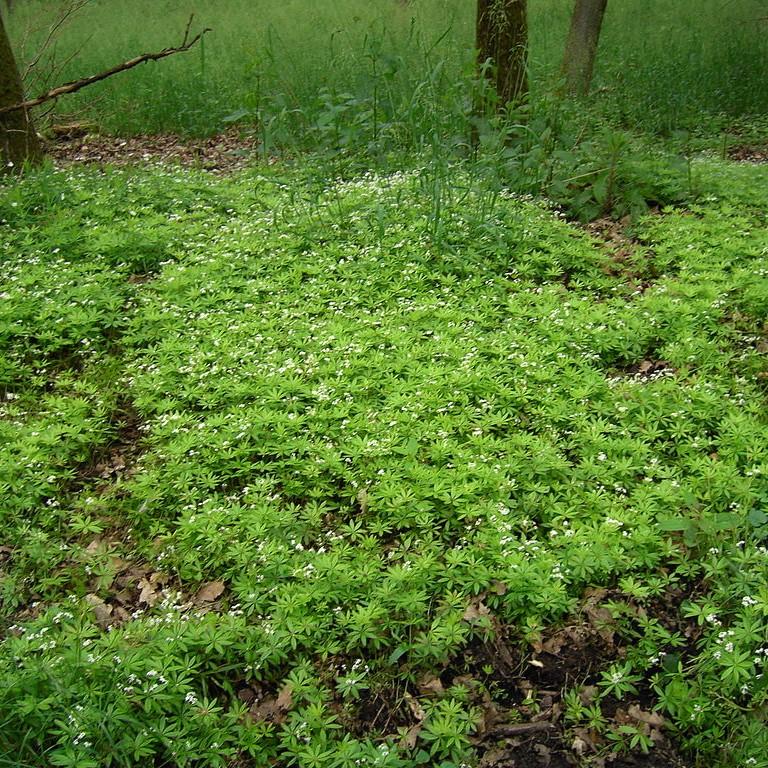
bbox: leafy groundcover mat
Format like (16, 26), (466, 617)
(1, 159), (767, 768)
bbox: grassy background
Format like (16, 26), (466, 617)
(6, 0), (768, 141)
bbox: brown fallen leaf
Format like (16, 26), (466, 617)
(399, 723), (422, 750)
(249, 683), (293, 725)
(462, 599), (491, 622)
(572, 736), (589, 756)
(478, 747), (516, 767)
(538, 632), (565, 655)
(109, 555), (130, 574)
(276, 683), (293, 711)
(482, 721), (555, 740)
(356, 488), (369, 514)
(196, 580), (225, 603)
(584, 602), (616, 646)
(486, 634), (517, 672)
(116, 564), (150, 591)
(418, 674), (445, 697)
(112, 588), (134, 606)
(237, 687), (257, 706)
(84, 594), (113, 629)
(86, 537), (105, 554)
(404, 692), (426, 722)
(138, 578), (160, 606)
(575, 725), (603, 752)
(534, 742), (551, 765)
(627, 704), (665, 728)
(249, 697), (285, 724)
(112, 605), (131, 624)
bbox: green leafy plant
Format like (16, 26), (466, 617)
(1, 155), (768, 768)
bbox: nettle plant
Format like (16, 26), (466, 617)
(0, 159), (767, 767)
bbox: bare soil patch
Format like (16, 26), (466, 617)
(443, 589), (693, 768)
(44, 127), (259, 172)
(615, 359), (676, 383)
(587, 216), (660, 295)
(73, 397), (146, 493)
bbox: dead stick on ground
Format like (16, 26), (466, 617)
(0, 14), (211, 116)
(482, 721), (556, 740)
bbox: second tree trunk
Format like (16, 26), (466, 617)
(476, 0), (528, 110)
(561, 0), (608, 96)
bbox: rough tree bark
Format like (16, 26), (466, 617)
(476, 0), (528, 111)
(0, 8), (42, 171)
(561, 0), (608, 96)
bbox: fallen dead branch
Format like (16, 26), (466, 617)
(482, 721), (556, 740)
(0, 15), (210, 116)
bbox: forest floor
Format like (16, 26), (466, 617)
(44, 127), (768, 171)
(44, 127), (261, 173)
(1, 152), (768, 768)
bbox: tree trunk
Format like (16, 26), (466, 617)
(1, 9), (42, 171)
(561, 0), (608, 96)
(476, 0), (528, 111)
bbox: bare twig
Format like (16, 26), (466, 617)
(23, 0), (91, 80)
(1, 15), (211, 116)
(26, 33), (95, 106)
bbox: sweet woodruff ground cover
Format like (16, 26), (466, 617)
(1, 157), (767, 767)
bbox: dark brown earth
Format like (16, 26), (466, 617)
(455, 594), (692, 768)
(618, 358), (675, 382)
(77, 397), (145, 491)
(210, 586), (697, 767)
(43, 129), (768, 173)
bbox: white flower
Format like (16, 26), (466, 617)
(742, 595), (758, 607)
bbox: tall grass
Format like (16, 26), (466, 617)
(7, 0), (768, 141)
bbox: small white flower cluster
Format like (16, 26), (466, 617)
(689, 702), (704, 721)
(185, 691), (200, 706)
(741, 595), (758, 607)
(712, 629), (736, 659)
(143, 669), (168, 694)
